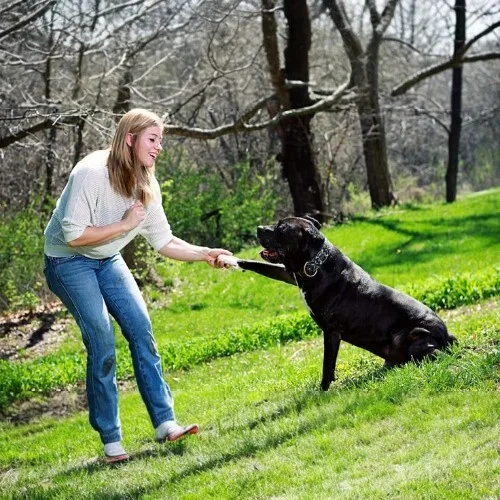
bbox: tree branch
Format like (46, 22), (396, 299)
(0, 111), (88, 148)
(460, 20), (500, 56)
(366, 0), (380, 28)
(0, 0), (25, 18)
(323, 0), (364, 60)
(378, 0), (400, 35)
(0, 0), (56, 41)
(391, 51), (500, 96)
(412, 107), (450, 135)
(0, 88), (357, 148)
(383, 36), (421, 54)
(165, 88), (356, 139)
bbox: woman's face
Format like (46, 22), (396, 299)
(127, 125), (163, 168)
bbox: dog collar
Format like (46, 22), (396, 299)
(303, 241), (332, 278)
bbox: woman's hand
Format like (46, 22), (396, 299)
(207, 248), (233, 268)
(68, 201), (145, 248)
(122, 201), (146, 231)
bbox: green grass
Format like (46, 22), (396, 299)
(0, 188), (499, 498)
(2, 188), (499, 409)
(0, 299), (498, 498)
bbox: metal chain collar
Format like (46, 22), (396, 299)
(303, 241), (332, 278)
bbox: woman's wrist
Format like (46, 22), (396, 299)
(119, 219), (132, 234)
(201, 247), (212, 262)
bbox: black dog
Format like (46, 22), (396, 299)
(236, 216), (456, 391)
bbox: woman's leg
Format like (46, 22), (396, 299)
(44, 255), (122, 444)
(96, 254), (175, 428)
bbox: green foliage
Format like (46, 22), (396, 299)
(0, 301), (498, 498)
(0, 202), (46, 312)
(0, 353), (86, 410)
(405, 268), (500, 311)
(160, 313), (320, 371)
(463, 148), (500, 191)
(158, 158), (281, 250)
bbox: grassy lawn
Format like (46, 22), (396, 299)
(30, 188), (499, 361)
(150, 188), (500, 345)
(0, 188), (499, 498)
(0, 299), (498, 498)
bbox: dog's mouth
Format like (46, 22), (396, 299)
(260, 248), (283, 264)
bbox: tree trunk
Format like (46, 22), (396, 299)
(361, 40), (394, 208)
(280, 0), (325, 220)
(282, 114), (324, 217)
(42, 6), (56, 210)
(446, 0), (466, 203)
(323, 0), (396, 209)
(357, 97), (393, 208)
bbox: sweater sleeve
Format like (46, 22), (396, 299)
(139, 178), (173, 251)
(60, 165), (100, 243)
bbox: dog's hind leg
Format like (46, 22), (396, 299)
(321, 332), (341, 391)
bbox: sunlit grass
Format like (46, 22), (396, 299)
(0, 188), (499, 498)
(0, 299), (498, 498)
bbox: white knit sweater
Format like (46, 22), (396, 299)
(44, 149), (173, 259)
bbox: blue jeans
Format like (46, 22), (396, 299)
(44, 253), (175, 444)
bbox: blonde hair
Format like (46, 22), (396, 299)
(108, 108), (164, 206)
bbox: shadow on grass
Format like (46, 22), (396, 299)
(19, 340), (498, 498)
(40, 365), (394, 498)
(350, 212), (500, 274)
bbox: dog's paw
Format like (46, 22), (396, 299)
(320, 379), (332, 391)
(217, 255), (240, 268)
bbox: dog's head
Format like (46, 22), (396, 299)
(257, 216), (324, 271)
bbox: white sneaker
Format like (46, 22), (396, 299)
(155, 421), (199, 442)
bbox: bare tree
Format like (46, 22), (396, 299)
(390, 3), (500, 201)
(1, 0), (497, 216)
(322, 0), (399, 208)
(261, 0), (325, 220)
(446, 0), (466, 203)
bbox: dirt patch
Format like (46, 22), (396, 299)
(0, 385), (88, 424)
(0, 302), (71, 361)
(441, 299), (499, 321)
(1, 378), (139, 425)
(0, 302), (82, 423)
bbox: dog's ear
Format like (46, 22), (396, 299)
(303, 215), (321, 229)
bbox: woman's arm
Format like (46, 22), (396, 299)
(68, 201), (145, 247)
(159, 236), (232, 267)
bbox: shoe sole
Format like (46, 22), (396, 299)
(104, 453), (130, 464)
(157, 424), (199, 443)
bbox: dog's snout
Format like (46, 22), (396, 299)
(257, 225), (271, 237)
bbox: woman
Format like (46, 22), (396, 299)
(44, 108), (232, 463)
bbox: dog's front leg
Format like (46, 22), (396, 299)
(236, 260), (296, 285)
(321, 331), (341, 391)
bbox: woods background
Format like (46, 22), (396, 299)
(0, 0), (499, 310)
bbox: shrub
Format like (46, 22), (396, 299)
(158, 157), (282, 251)
(0, 202), (46, 312)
